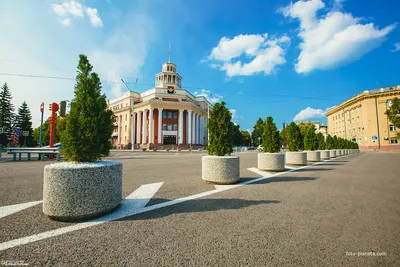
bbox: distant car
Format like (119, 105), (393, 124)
(257, 145), (263, 152)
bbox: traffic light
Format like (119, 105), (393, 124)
(59, 101), (66, 117)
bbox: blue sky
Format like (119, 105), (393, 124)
(0, 0), (399, 131)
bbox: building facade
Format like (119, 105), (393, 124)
(108, 62), (210, 149)
(325, 85), (400, 151)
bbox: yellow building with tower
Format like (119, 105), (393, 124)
(325, 85), (400, 151)
(107, 61), (210, 149)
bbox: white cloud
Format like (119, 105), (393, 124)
(51, 0), (84, 17)
(293, 107), (330, 121)
(51, 0), (102, 27)
(86, 7), (103, 27)
(281, 0), (396, 73)
(392, 42), (400, 52)
(193, 89), (223, 104)
(206, 33), (290, 77)
(61, 18), (72, 26)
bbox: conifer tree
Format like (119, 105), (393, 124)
(262, 116), (281, 153)
(0, 83), (15, 146)
(304, 127), (317, 150)
(326, 134), (334, 149)
(15, 101), (34, 146)
(251, 117), (265, 146)
(316, 132), (326, 150)
(61, 55), (114, 162)
(207, 101), (233, 156)
(286, 122), (303, 151)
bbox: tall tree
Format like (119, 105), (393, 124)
(286, 122), (303, 151)
(32, 115), (67, 146)
(241, 130), (251, 146)
(333, 135), (339, 149)
(61, 54), (114, 162)
(232, 123), (243, 147)
(0, 83), (15, 146)
(316, 132), (326, 150)
(262, 116), (281, 153)
(207, 101), (233, 156)
(15, 101), (34, 146)
(297, 122), (315, 137)
(251, 117), (265, 146)
(385, 97), (400, 138)
(280, 127), (287, 149)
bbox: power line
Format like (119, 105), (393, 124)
(0, 58), (71, 72)
(0, 71), (342, 101)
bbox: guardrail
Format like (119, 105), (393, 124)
(7, 147), (60, 161)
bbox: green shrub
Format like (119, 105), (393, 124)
(304, 127), (317, 150)
(326, 134), (334, 149)
(316, 132), (326, 150)
(207, 101), (233, 156)
(262, 116), (281, 153)
(286, 122), (303, 151)
(61, 55), (114, 162)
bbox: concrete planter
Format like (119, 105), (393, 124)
(286, 151), (307, 166)
(320, 150), (330, 160)
(306, 151), (321, 162)
(341, 149), (346, 155)
(329, 150), (337, 158)
(43, 161), (123, 221)
(202, 156), (240, 184)
(336, 150), (342, 156)
(257, 153), (285, 172)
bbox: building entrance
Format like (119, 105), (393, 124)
(163, 135), (176, 145)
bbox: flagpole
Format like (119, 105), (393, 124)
(168, 44), (171, 63)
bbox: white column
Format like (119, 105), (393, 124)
(142, 109), (147, 144)
(148, 108), (153, 144)
(195, 113), (199, 144)
(158, 108), (163, 144)
(178, 109), (184, 144)
(188, 110), (192, 144)
(197, 115), (200, 144)
(117, 116), (121, 145)
(200, 116), (203, 145)
(136, 111), (141, 144)
(192, 112), (196, 145)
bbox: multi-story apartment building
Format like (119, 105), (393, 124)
(325, 85), (400, 151)
(107, 61), (210, 149)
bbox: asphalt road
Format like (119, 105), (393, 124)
(0, 151), (399, 266)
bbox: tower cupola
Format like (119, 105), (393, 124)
(155, 62), (182, 89)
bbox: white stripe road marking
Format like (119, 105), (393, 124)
(0, 201), (43, 219)
(0, 182), (164, 252)
(0, 154), (353, 251)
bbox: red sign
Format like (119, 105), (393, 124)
(40, 102), (44, 113)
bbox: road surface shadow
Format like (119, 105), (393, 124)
(293, 168), (333, 172)
(118, 198), (280, 221)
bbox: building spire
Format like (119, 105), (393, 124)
(168, 44), (171, 63)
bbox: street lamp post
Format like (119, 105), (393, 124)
(121, 79), (137, 152)
(258, 136), (261, 146)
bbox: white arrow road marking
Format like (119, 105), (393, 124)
(284, 165), (298, 170)
(214, 184), (241, 190)
(0, 201), (42, 219)
(0, 182), (164, 252)
(0, 154), (352, 251)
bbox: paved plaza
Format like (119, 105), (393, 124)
(0, 151), (399, 266)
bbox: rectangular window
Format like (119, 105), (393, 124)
(168, 112), (172, 119)
(358, 127), (361, 133)
(162, 111), (167, 119)
(125, 125), (127, 132)
(162, 124), (166, 130)
(173, 112), (177, 119)
(173, 124), (177, 131)
(168, 124), (172, 131)
(125, 114), (127, 121)
(390, 125), (397, 132)
(358, 138), (362, 144)
(390, 138), (399, 144)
